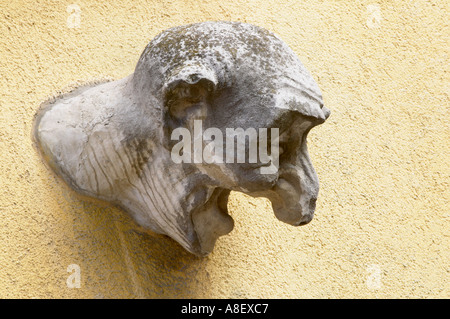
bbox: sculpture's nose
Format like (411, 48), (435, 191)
(297, 197), (317, 225)
(271, 157), (319, 226)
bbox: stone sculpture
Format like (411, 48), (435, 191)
(34, 21), (330, 256)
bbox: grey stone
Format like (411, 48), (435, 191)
(34, 21), (330, 256)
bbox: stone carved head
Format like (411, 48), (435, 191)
(34, 21), (330, 256)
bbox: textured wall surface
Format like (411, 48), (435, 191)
(0, 0), (448, 298)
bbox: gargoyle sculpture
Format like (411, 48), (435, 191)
(34, 21), (330, 256)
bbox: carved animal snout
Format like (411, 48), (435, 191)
(254, 111), (325, 227)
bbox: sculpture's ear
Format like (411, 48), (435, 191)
(163, 65), (217, 122)
(162, 65), (217, 149)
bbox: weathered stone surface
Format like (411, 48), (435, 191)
(34, 21), (330, 256)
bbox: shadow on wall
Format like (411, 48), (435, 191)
(55, 182), (211, 298)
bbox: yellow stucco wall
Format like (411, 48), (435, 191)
(0, 0), (448, 298)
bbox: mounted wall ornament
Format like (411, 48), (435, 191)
(34, 21), (330, 256)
